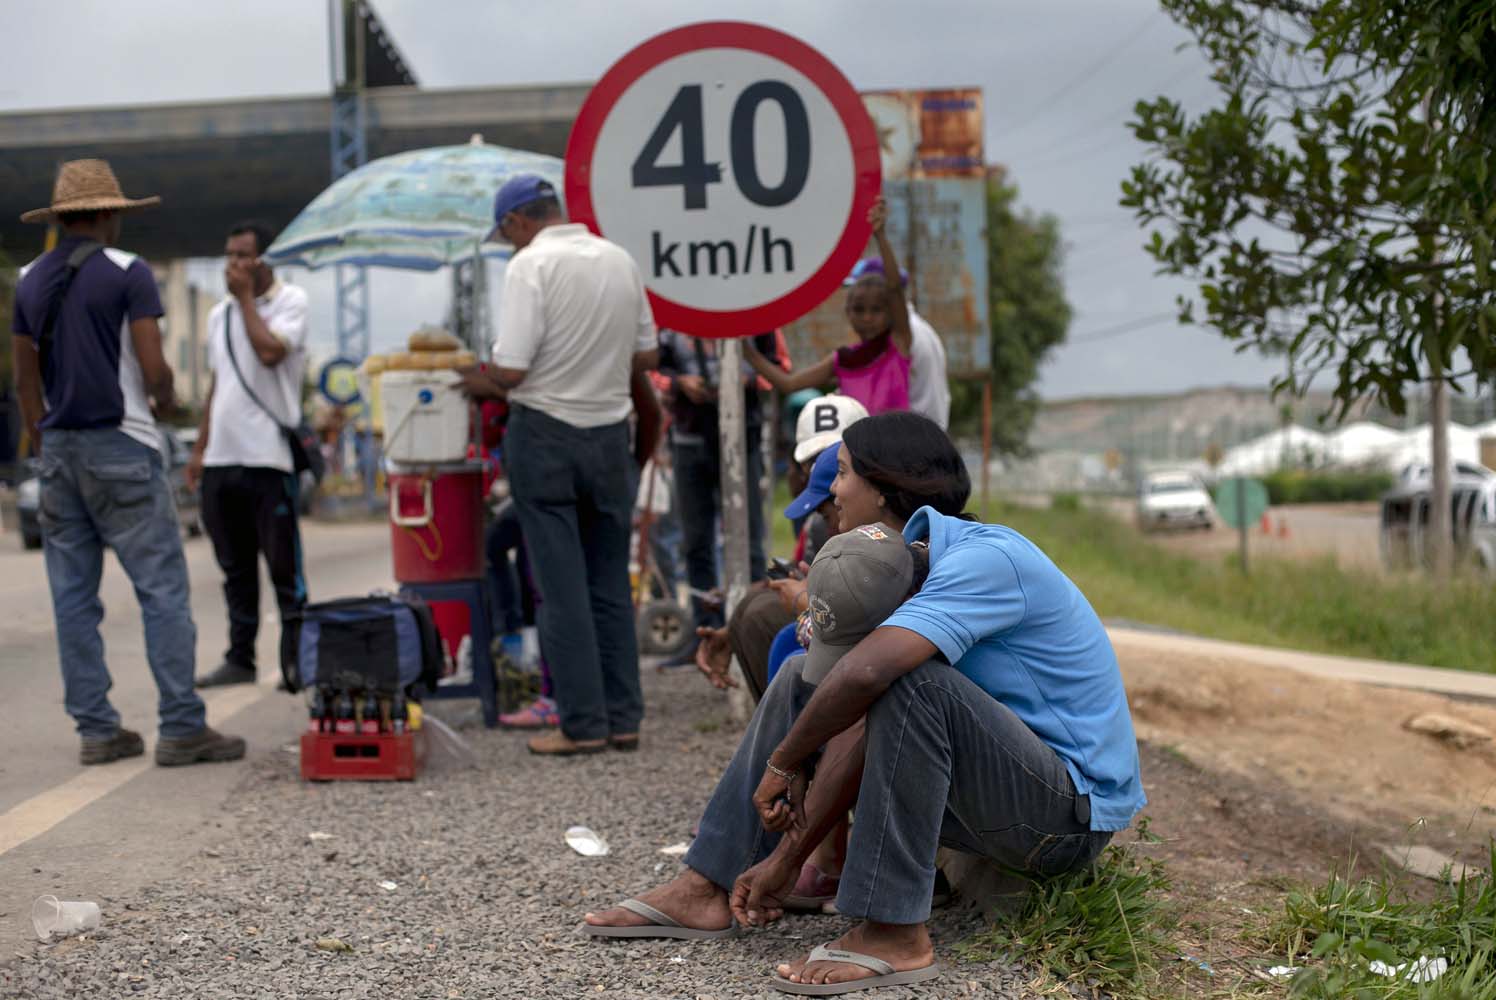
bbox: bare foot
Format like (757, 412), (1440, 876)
(584, 868), (732, 931)
(776, 921), (934, 987)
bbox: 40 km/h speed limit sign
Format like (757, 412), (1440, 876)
(566, 21), (882, 338)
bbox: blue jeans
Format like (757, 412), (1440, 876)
(38, 429), (205, 739)
(505, 406), (642, 741)
(684, 659), (1111, 924)
(672, 426), (766, 630)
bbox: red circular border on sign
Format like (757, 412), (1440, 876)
(565, 21), (882, 339)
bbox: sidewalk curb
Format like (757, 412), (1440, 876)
(1108, 626), (1496, 701)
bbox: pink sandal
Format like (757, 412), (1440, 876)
(783, 862), (840, 912)
(499, 695), (559, 729)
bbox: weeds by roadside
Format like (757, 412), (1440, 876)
(957, 843), (1175, 996)
(1262, 845), (1496, 998)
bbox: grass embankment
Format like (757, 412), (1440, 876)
(989, 500), (1496, 672)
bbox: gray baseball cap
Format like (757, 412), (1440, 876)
(801, 522), (914, 684)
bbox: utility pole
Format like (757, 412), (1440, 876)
(329, 0), (370, 362)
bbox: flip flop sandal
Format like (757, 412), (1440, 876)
(784, 863), (840, 911)
(583, 898), (738, 940)
(609, 733), (640, 752)
(771, 944), (941, 996)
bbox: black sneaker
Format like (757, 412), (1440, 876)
(79, 727), (145, 766)
(194, 662), (256, 688)
(155, 726), (247, 767)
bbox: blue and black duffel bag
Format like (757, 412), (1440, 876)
(284, 593), (444, 695)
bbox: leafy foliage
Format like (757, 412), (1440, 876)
(950, 175), (1072, 453)
(1261, 468), (1395, 503)
(1124, 0), (1496, 417)
(1268, 845), (1496, 998)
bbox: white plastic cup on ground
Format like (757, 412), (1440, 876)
(31, 895), (101, 941)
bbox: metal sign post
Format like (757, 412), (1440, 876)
(1215, 476), (1270, 575)
(717, 338), (751, 627)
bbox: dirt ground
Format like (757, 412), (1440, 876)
(1109, 636), (1496, 992)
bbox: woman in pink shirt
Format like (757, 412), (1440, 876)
(745, 197), (911, 415)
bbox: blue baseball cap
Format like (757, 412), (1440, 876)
(488, 174), (558, 240)
(785, 443), (840, 521)
(843, 257), (909, 287)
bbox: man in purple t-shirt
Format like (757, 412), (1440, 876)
(12, 159), (246, 768)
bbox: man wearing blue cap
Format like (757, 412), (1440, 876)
(474, 173), (660, 756)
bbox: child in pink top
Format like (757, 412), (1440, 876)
(745, 197), (912, 414)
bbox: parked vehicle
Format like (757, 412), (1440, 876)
(1380, 463), (1496, 574)
(14, 426), (202, 551)
(1137, 470), (1215, 531)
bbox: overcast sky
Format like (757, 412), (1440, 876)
(2, 0), (1291, 400)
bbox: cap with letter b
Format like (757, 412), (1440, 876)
(801, 522), (913, 684)
(793, 393), (869, 464)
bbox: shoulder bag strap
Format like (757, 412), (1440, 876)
(221, 303), (291, 432)
(37, 240), (104, 374)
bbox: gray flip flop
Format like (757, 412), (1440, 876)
(583, 898), (738, 940)
(771, 944), (941, 995)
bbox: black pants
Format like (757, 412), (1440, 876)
(200, 465), (306, 677)
(505, 406), (642, 741)
(672, 425), (766, 631)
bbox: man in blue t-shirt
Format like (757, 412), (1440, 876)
(12, 159), (245, 768)
(581, 412), (1145, 995)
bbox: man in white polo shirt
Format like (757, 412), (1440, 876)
(187, 221), (310, 690)
(480, 174), (660, 756)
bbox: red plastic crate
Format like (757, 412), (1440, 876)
(300, 729), (426, 781)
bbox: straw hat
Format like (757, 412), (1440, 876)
(21, 159), (161, 224)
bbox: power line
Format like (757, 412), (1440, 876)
(1067, 312), (1180, 344)
(1001, 9), (1162, 137)
(1005, 60), (1211, 163)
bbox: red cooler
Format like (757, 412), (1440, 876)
(388, 463), (484, 582)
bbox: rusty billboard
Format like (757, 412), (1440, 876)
(782, 88), (989, 378)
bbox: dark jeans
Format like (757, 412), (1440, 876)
(485, 500), (533, 636)
(505, 406), (642, 741)
(684, 659), (1113, 925)
(200, 465), (307, 678)
(38, 429), (206, 739)
(672, 426), (766, 630)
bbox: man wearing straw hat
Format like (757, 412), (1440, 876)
(11, 159), (247, 768)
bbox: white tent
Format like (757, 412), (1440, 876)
(1218, 426), (1330, 475)
(1384, 423), (1483, 472)
(1324, 421), (1403, 467)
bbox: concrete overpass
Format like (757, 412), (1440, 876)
(0, 83), (590, 262)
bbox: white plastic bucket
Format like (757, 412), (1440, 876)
(380, 371), (471, 464)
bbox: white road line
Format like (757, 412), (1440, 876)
(0, 673), (280, 857)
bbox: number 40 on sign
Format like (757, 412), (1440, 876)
(566, 21), (882, 338)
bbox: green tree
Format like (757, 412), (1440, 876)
(951, 174), (1072, 454)
(1124, 0), (1496, 573)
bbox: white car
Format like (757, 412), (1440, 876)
(1137, 471), (1215, 531)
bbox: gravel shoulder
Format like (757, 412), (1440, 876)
(1, 668), (1024, 1000)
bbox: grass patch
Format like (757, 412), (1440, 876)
(958, 845), (1175, 995)
(1265, 846), (1496, 998)
(990, 501), (1496, 671)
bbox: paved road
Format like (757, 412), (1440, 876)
(0, 520), (394, 959)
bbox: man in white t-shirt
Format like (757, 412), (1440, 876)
(845, 258), (951, 429)
(458, 174), (660, 756)
(187, 221), (310, 689)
